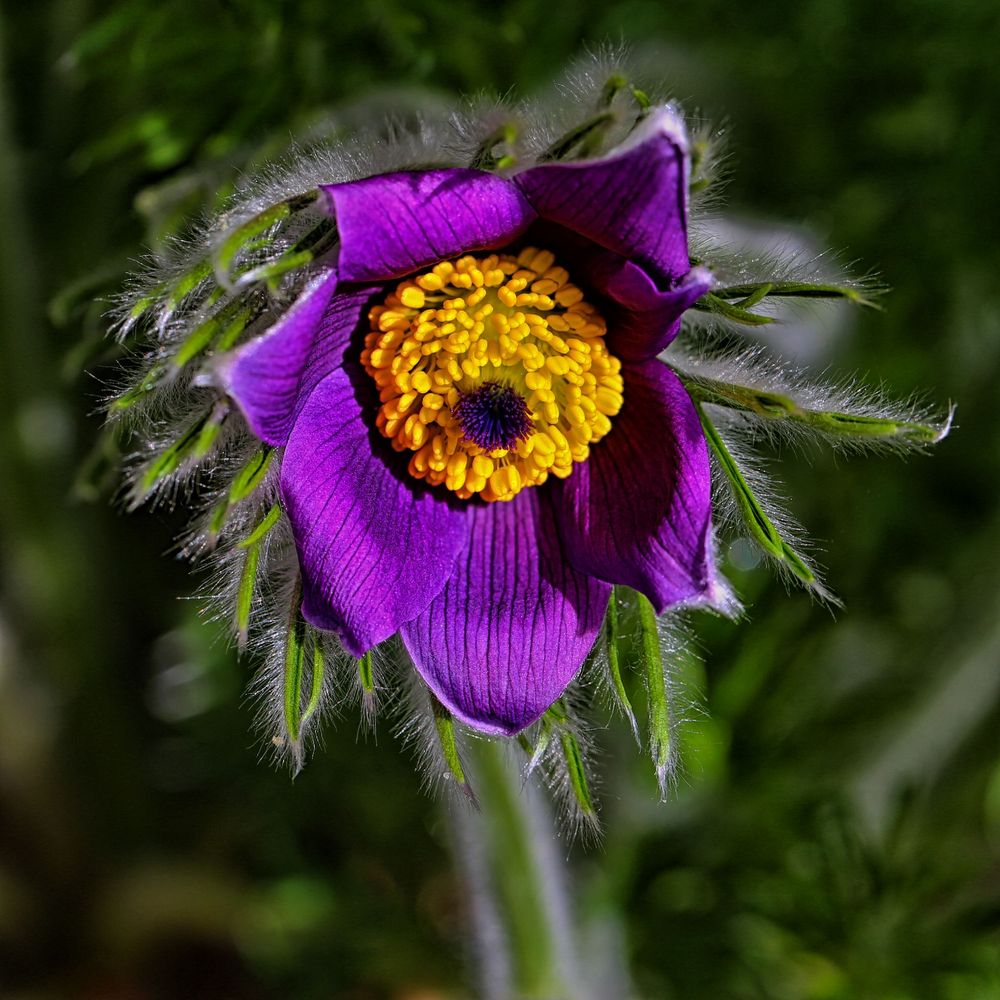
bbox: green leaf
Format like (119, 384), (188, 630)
(228, 446), (274, 503)
(234, 220), (337, 290)
(630, 87), (651, 111)
(709, 278), (884, 309)
(601, 588), (679, 796)
(519, 722), (553, 777)
(692, 278), (884, 326)
(110, 362), (166, 412)
(165, 258), (214, 313)
(697, 407), (817, 586)
(605, 589), (640, 743)
(600, 74), (649, 112)
(540, 111), (615, 162)
(234, 504), (282, 646)
(140, 408), (214, 491)
(213, 190), (319, 285)
(526, 701), (596, 821)
(217, 296), (264, 352)
(283, 600), (309, 747)
(692, 291), (775, 327)
(734, 282), (773, 309)
(430, 695), (475, 801)
(300, 639), (326, 732)
(238, 503), (282, 549)
(126, 258), (218, 328)
(356, 649), (376, 728)
(193, 403), (228, 458)
(356, 650), (374, 696)
(600, 74), (628, 106)
(682, 374), (951, 446)
(471, 122), (518, 171)
(279, 582), (326, 770)
(236, 542), (259, 649)
(558, 726), (595, 818)
(633, 590), (675, 798)
(172, 294), (259, 368)
(128, 287), (167, 324)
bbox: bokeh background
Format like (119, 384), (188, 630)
(2, 1), (999, 997)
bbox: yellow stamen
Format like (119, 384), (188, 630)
(361, 248), (624, 502)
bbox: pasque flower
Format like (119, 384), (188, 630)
(222, 108), (718, 735)
(106, 61), (947, 802)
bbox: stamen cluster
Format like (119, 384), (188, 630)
(451, 380), (533, 454)
(361, 248), (624, 502)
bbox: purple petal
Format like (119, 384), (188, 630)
(510, 219), (712, 358)
(516, 107), (693, 286)
(222, 270), (379, 446)
(400, 490), (610, 736)
(281, 365), (468, 655)
(553, 359), (715, 610)
(600, 261), (713, 360)
(322, 169), (536, 282)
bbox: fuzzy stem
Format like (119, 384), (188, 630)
(448, 740), (593, 999)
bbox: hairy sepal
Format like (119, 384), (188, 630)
(518, 698), (600, 842)
(671, 335), (953, 455)
(606, 586), (684, 798)
(696, 404), (836, 601)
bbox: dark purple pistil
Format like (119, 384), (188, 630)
(453, 381), (533, 452)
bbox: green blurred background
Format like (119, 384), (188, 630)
(1, 1), (998, 997)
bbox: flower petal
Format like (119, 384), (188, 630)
(222, 270), (379, 446)
(281, 365), (468, 655)
(597, 261), (713, 360)
(516, 107), (693, 286)
(553, 359), (715, 610)
(513, 219), (712, 358)
(400, 489), (610, 736)
(323, 169), (536, 282)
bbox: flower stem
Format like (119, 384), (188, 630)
(447, 739), (590, 999)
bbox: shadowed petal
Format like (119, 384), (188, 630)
(554, 359), (715, 610)
(516, 107), (693, 286)
(281, 365), (468, 654)
(597, 261), (713, 360)
(513, 220), (712, 358)
(222, 270), (379, 445)
(323, 169), (536, 282)
(400, 490), (610, 736)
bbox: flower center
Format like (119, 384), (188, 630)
(361, 247), (624, 502)
(452, 380), (533, 453)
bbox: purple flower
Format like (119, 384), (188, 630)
(222, 108), (718, 736)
